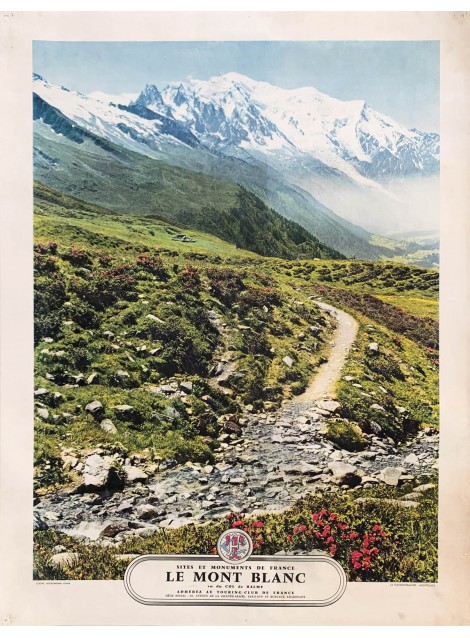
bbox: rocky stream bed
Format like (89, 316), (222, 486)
(34, 397), (438, 547)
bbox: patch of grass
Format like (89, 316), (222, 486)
(324, 418), (367, 451)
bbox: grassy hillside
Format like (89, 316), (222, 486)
(34, 116), (342, 261)
(34, 184), (341, 493)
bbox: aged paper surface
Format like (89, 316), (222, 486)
(0, 11), (469, 625)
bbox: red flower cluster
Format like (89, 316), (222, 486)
(66, 247), (90, 266)
(35, 242), (57, 255)
(135, 254), (167, 277)
(34, 251), (58, 273)
(225, 513), (265, 552)
(287, 509), (386, 572)
(97, 254), (112, 266)
(178, 266), (201, 293)
(350, 524), (385, 571)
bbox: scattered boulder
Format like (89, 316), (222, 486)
(224, 420), (242, 436)
(179, 381), (193, 394)
(368, 343), (379, 353)
(87, 372), (99, 385)
(369, 421), (382, 435)
(370, 403), (385, 412)
(53, 545), (67, 554)
(100, 419), (117, 434)
(379, 466), (403, 486)
(165, 406), (180, 420)
(356, 497), (418, 509)
(158, 385), (176, 395)
(327, 461), (360, 486)
(145, 314), (165, 324)
(413, 483), (436, 493)
(36, 407), (49, 420)
(124, 465), (148, 484)
(114, 404), (138, 420)
(282, 356), (294, 368)
(83, 454), (124, 491)
(404, 453), (419, 466)
(33, 511), (49, 531)
(316, 400), (341, 414)
(50, 552), (79, 568)
(99, 523), (130, 538)
(135, 504), (163, 520)
(85, 401), (104, 418)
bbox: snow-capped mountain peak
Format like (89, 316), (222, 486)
(131, 72), (439, 187)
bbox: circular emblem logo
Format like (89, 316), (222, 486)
(216, 529), (253, 564)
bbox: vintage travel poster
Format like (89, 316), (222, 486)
(0, 11), (469, 626)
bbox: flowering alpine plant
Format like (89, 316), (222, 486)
(225, 513), (265, 551)
(135, 254), (167, 277)
(290, 508), (387, 578)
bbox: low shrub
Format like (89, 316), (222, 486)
(324, 418), (367, 451)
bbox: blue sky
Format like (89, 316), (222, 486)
(33, 41), (439, 131)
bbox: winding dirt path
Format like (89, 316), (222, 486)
(296, 301), (358, 403)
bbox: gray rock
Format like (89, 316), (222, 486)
(87, 372), (99, 385)
(316, 400), (341, 414)
(369, 421), (382, 435)
(402, 493), (421, 501)
(124, 465), (148, 484)
(33, 511), (49, 531)
(413, 483), (436, 493)
(368, 343), (379, 352)
(282, 356), (294, 368)
(361, 476), (380, 484)
(99, 523), (130, 538)
(85, 401), (104, 417)
(83, 454), (123, 491)
(100, 419), (117, 434)
(213, 362), (225, 376)
(165, 406), (180, 420)
(370, 403), (385, 412)
(114, 404), (135, 416)
(179, 381), (193, 394)
(50, 552), (79, 568)
(136, 504), (164, 520)
(146, 314), (165, 324)
(330, 450), (343, 461)
(36, 407), (49, 420)
(327, 461), (360, 487)
(404, 453), (419, 466)
(53, 545), (67, 554)
(356, 497), (418, 509)
(379, 466), (403, 486)
(229, 477), (245, 485)
(159, 385), (176, 394)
